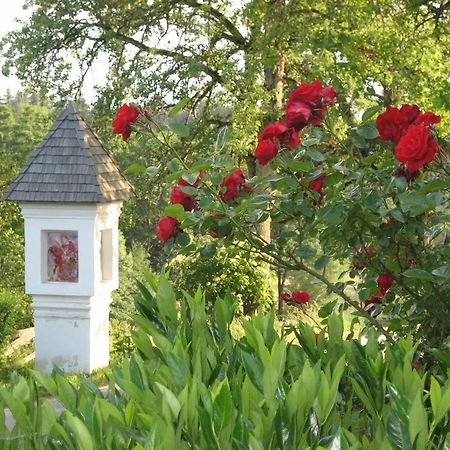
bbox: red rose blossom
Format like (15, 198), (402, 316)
(394, 124), (439, 171)
(377, 273), (394, 295)
(112, 104), (139, 141)
(255, 121), (300, 166)
(285, 101), (312, 130)
(400, 104), (421, 124)
(412, 360), (421, 371)
(414, 111), (441, 127)
(288, 80), (324, 106)
(170, 186), (197, 211)
(285, 80), (337, 130)
(259, 121), (300, 150)
(282, 292), (292, 302)
(220, 169), (249, 202)
(376, 107), (409, 144)
(321, 86), (338, 106)
(255, 139), (279, 166)
(155, 217), (178, 243)
(291, 291), (310, 304)
(309, 172), (327, 205)
(364, 290), (383, 312)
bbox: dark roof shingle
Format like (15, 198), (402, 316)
(1, 102), (135, 203)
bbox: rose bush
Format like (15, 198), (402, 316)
(113, 80), (450, 350)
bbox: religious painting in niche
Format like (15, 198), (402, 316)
(47, 231), (79, 282)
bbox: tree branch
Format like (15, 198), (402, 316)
(99, 26), (224, 84)
(179, 0), (249, 49)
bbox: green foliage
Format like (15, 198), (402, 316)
(0, 289), (32, 349)
(0, 99), (53, 291)
(170, 247), (273, 315)
(0, 274), (449, 448)
(110, 232), (147, 321)
(109, 233), (148, 361)
(137, 96), (450, 349)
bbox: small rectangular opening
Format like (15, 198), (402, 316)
(45, 230), (79, 283)
(101, 229), (113, 281)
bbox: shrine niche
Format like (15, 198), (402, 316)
(47, 231), (79, 282)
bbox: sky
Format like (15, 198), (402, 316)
(0, 1), (28, 97)
(0, 1), (107, 103)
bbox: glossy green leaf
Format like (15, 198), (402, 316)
(125, 163), (146, 174)
(169, 97), (190, 117)
(215, 126), (231, 152)
(402, 269), (434, 282)
(362, 105), (382, 122)
(356, 122), (379, 140)
(163, 203), (186, 221)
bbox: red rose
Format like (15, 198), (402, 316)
(285, 100), (312, 130)
(282, 292), (292, 302)
(259, 121), (300, 150)
(178, 170), (206, 188)
(220, 169), (249, 202)
(255, 139), (279, 166)
(376, 107), (409, 144)
(321, 86), (338, 106)
(155, 217), (178, 243)
(400, 104), (421, 124)
(112, 104), (139, 141)
(414, 111), (441, 127)
(309, 172), (327, 193)
(364, 290), (383, 312)
(377, 273), (394, 294)
(412, 360), (421, 372)
(288, 80), (323, 106)
(259, 121), (288, 141)
(291, 291), (310, 304)
(170, 186), (197, 211)
(395, 124), (438, 171)
(285, 81), (337, 130)
(309, 172), (327, 205)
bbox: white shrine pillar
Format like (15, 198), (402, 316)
(1, 101), (134, 374)
(21, 203), (122, 373)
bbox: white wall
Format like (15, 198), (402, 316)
(20, 201), (122, 374)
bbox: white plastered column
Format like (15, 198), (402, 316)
(20, 202), (122, 374)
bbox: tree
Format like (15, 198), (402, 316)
(3, 0), (450, 302)
(0, 98), (53, 289)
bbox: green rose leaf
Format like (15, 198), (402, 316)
(163, 204), (186, 221)
(352, 134), (367, 149)
(356, 122), (379, 140)
(215, 126), (231, 152)
(125, 163), (146, 174)
(169, 98), (190, 118)
(402, 269), (434, 282)
(362, 105), (382, 122)
(307, 150), (326, 162)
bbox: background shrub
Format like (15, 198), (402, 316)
(170, 246), (274, 314)
(0, 289), (32, 348)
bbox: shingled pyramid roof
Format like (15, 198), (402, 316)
(1, 102), (135, 203)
